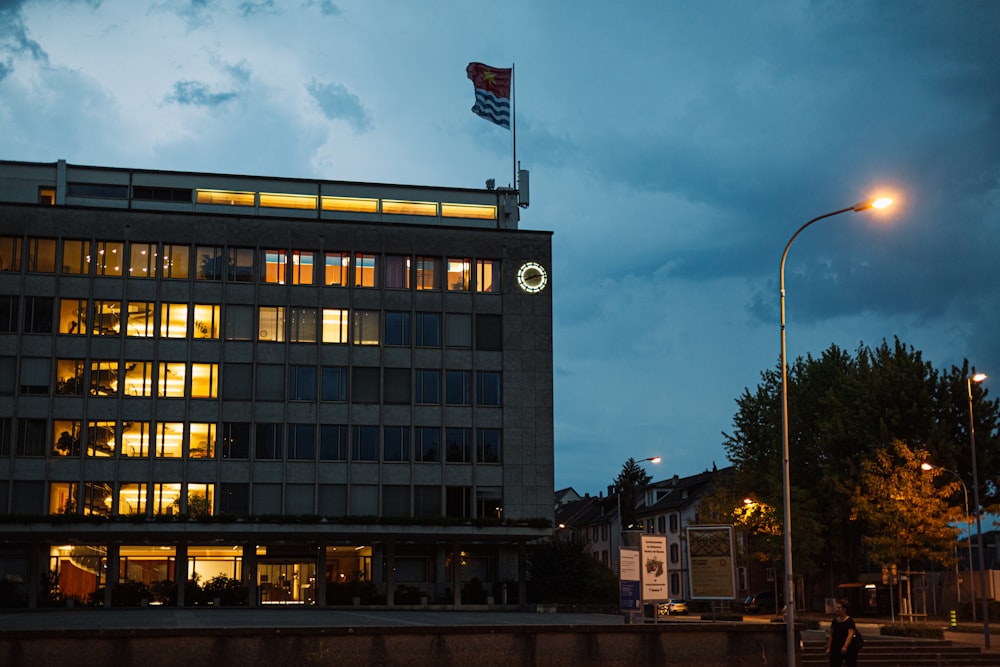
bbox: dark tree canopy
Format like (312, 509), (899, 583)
(614, 457), (654, 530)
(722, 337), (999, 582)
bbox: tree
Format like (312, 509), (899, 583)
(527, 533), (618, 604)
(722, 337), (999, 586)
(614, 458), (653, 531)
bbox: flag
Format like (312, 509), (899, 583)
(466, 62), (512, 129)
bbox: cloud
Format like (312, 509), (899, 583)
(302, 0), (340, 16)
(238, 0), (276, 16)
(307, 79), (371, 133)
(0, 0), (47, 81)
(165, 80), (239, 106)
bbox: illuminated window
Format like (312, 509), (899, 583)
(61, 239), (91, 275)
(259, 306), (286, 342)
(93, 299), (123, 336)
(82, 482), (113, 517)
(291, 250), (315, 285)
(58, 298), (87, 335)
(382, 199), (437, 216)
(162, 244), (190, 279)
(90, 360), (120, 396)
(259, 192), (317, 210)
(324, 251), (349, 286)
(476, 259), (500, 293)
(354, 253), (377, 287)
(385, 255), (410, 288)
(0, 236), (21, 272)
(262, 249), (287, 284)
(228, 247), (254, 282)
(441, 202), (496, 220)
(94, 240), (124, 276)
(192, 304), (220, 339)
(151, 482), (183, 516)
(322, 195), (378, 213)
(322, 308), (348, 344)
(352, 310), (379, 345)
(447, 258), (471, 291)
(128, 241), (156, 278)
(55, 359), (85, 396)
(118, 482), (147, 515)
(49, 482), (78, 514)
(159, 303), (188, 338)
(190, 363), (219, 398)
(157, 362), (186, 398)
(125, 301), (154, 337)
(189, 423), (216, 458)
(196, 189), (254, 206)
(123, 361), (153, 397)
(187, 483), (215, 517)
(289, 307), (318, 343)
(155, 422), (184, 457)
(195, 245), (224, 280)
(53, 420), (82, 457)
(26, 237), (57, 273)
(38, 187), (55, 206)
(415, 256), (439, 290)
(121, 422), (150, 458)
(87, 421), (116, 457)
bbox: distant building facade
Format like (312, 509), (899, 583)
(0, 159), (553, 607)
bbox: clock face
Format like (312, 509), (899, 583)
(517, 262), (548, 293)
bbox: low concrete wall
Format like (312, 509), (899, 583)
(0, 622), (794, 667)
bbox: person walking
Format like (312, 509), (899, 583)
(825, 598), (862, 666)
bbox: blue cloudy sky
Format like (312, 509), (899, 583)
(1, 0), (997, 497)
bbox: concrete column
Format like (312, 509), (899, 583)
(104, 543), (119, 608)
(175, 544), (188, 607)
(452, 541), (461, 606)
(518, 542), (528, 610)
(29, 539), (46, 609)
(316, 544), (327, 606)
(242, 544), (258, 606)
(385, 540), (395, 606)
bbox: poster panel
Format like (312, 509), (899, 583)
(686, 525), (737, 600)
(619, 547), (641, 612)
(640, 534), (668, 601)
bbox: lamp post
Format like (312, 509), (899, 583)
(921, 462), (976, 620)
(779, 197), (892, 667)
(615, 456), (662, 554)
(968, 372), (989, 648)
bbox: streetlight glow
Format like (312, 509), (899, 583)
(645, 456), (662, 465)
(778, 197), (893, 667)
(972, 373), (987, 383)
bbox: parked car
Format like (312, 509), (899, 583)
(657, 599), (688, 616)
(744, 590), (782, 614)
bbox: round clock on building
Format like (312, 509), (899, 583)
(516, 261), (548, 293)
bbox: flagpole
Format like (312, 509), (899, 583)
(511, 62), (517, 189)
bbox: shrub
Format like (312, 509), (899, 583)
(202, 575), (247, 606)
(879, 624), (944, 639)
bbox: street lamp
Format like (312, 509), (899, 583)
(779, 196), (893, 667)
(615, 455), (662, 551)
(968, 372), (990, 648)
(921, 462), (976, 619)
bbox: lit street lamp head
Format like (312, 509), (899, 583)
(852, 197), (894, 211)
(972, 373), (987, 383)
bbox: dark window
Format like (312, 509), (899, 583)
(352, 367), (380, 404)
(352, 425), (378, 461)
(288, 424), (315, 460)
(415, 312), (441, 347)
(446, 486), (471, 518)
(383, 368), (411, 404)
(67, 182), (129, 199)
(384, 255), (410, 288)
(0, 296), (19, 333)
(446, 427), (471, 463)
(414, 486), (442, 517)
(445, 370), (470, 405)
(0, 418), (11, 456)
(196, 246), (225, 280)
(382, 485), (410, 517)
(445, 313), (471, 348)
(415, 369), (440, 404)
(415, 427), (440, 463)
(220, 483), (250, 515)
(228, 247), (255, 282)
(383, 426), (409, 462)
(477, 428), (501, 464)
(321, 366), (348, 401)
(16, 418), (47, 457)
(320, 425), (347, 460)
(289, 366), (316, 401)
(476, 371), (501, 406)
(475, 314), (502, 350)
(222, 364), (253, 400)
(221, 422), (250, 459)
(256, 364), (284, 401)
(25, 297), (53, 333)
(132, 186), (193, 202)
(384, 311), (411, 346)
(255, 423), (283, 460)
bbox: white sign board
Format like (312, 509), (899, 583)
(640, 534), (668, 600)
(686, 525), (737, 600)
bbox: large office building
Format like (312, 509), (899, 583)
(0, 159), (553, 607)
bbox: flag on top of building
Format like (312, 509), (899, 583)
(466, 62), (512, 129)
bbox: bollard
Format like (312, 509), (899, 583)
(949, 609), (957, 627)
